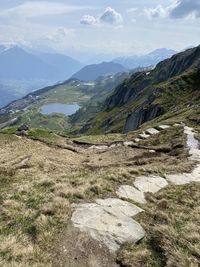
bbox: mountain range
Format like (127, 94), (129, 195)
(70, 45), (200, 134)
(1, 45), (200, 136)
(0, 46), (84, 107)
(113, 48), (176, 69)
(0, 46), (83, 81)
(0, 46), (179, 108)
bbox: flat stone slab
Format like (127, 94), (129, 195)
(123, 141), (134, 147)
(134, 175), (168, 193)
(116, 185), (146, 204)
(134, 138), (141, 143)
(110, 144), (116, 148)
(146, 128), (160, 135)
(189, 149), (200, 161)
(71, 198), (145, 252)
(158, 125), (171, 130)
(139, 133), (150, 139)
(88, 145), (108, 150)
(167, 165), (200, 185)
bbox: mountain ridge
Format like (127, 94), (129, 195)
(113, 48), (176, 69)
(71, 45), (200, 134)
(72, 61), (128, 81)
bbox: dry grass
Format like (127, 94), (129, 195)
(118, 183), (200, 267)
(0, 126), (196, 266)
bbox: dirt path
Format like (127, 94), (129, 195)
(54, 225), (119, 267)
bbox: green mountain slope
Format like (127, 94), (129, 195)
(0, 73), (129, 132)
(72, 46), (200, 134)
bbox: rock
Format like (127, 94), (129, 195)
(189, 149), (200, 161)
(146, 128), (159, 135)
(139, 133), (150, 139)
(134, 175), (168, 193)
(17, 124), (29, 132)
(15, 130), (28, 137)
(116, 185), (146, 204)
(123, 141), (134, 147)
(123, 105), (163, 133)
(166, 173), (192, 185)
(88, 145), (108, 150)
(134, 138), (141, 143)
(88, 145), (96, 150)
(110, 144), (116, 148)
(166, 165), (200, 185)
(96, 145), (108, 150)
(116, 143), (123, 147)
(96, 198), (143, 217)
(71, 198), (145, 252)
(158, 125), (170, 130)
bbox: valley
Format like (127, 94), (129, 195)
(0, 72), (129, 132)
(0, 44), (200, 267)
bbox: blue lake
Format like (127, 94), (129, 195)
(41, 103), (80, 116)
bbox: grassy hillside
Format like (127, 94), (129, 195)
(0, 73), (129, 133)
(71, 46), (200, 135)
(0, 122), (198, 266)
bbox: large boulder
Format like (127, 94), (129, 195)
(71, 198), (145, 251)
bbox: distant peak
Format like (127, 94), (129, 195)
(148, 48), (176, 56)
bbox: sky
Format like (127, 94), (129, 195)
(0, 0), (199, 62)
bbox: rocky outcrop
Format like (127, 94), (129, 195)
(71, 198), (145, 252)
(82, 45), (200, 134)
(152, 45), (200, 84)
(0, 117), (19, 129)
(123, 104), (163, 133)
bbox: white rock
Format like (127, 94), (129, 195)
(134, 138), (141, 143)
(123, 141), (134, 147)
(71, 198), (145, 252)
(149, 150), (156, 153)
(96, 198), (143, 217)
(89, 145), (108, 150)
(88, 145), (96, 150)
(158, 125), (170, 130)
(110, 144), (116, 148)
(116, 143), (123, 147)
(167, 165), (200, 185)
(139, 133), (150, 139)
(146, 128), (160, 135)
(96, 145), (108, 150)
(117, 185), (146, 204)
(134, 175), (168, 193)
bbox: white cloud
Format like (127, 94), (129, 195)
(145, 0), (200, 20)
(100, 7), (123, 25)
(144, 2), (177, 19)
(0, 1), (86, 21)
(170, 0), (200, 19)
(80, 7), (123, 27)
(45, 27), (75, 42)
(80, 15), (97, 25)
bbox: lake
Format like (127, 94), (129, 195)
(41, 103), (80, 116)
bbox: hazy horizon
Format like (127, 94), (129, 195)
(0, 0), (199, 62)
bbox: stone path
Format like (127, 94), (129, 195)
(71, 125), (200, 253)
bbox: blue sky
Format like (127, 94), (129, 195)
(0, 0), (199, 62)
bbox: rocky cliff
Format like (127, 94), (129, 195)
(72, 45), (200, 134)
